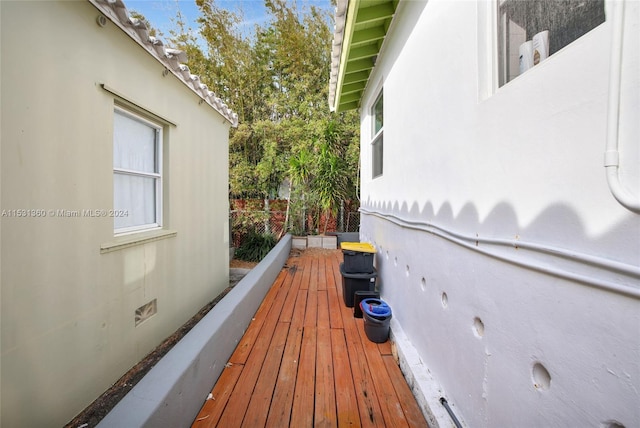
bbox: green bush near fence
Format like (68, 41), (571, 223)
(234, 231), (278, 262)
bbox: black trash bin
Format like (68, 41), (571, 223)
(340, 242), (376, 274)
(339, 263), (377, 307)
(354, 290), (380, 318)
(360, 298), (392, 343)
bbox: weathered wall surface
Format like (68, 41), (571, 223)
(1, 1), (231, 426)
(360, 1), (639, 426)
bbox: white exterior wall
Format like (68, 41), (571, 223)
(359, 1), (639, 427)
(0, 2), (231, 426)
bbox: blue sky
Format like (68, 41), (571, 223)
(126, 1), (269, 38)
(126, 0), (332, 42)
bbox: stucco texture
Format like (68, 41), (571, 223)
(1, 1), (231, 426)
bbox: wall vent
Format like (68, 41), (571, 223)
(135, 299), (157, 326)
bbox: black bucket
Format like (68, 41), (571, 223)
(360, 298), (392, 343)
(354, 291), (380, 318)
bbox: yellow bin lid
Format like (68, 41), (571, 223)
(340, 242), (376, 253)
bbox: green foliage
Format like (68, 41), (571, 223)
(234, 231), (277, 262)
(164, 0), (360, 231)
(232, 209), (269, 238)
(315, 143), (347, 230)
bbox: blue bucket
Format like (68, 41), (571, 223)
(360, 298), (392, 343)
(360, 298), (392, 319)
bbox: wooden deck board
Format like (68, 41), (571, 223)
(265, 325), (303, 428)
(331, 328), (361, 428)
(218, 269), (291, 426)
(291, 289), (308, 328)
(356, 318), (410, 428)
(326, 261), (344, 330)
(309, 256), (319, 292)
(299, 255), (312, 290)
(192, 363), (243, 428)
(317, 255), (328, 290)
(317, 290), (330, 329)
(383, 355), (430, 428)
(191, 249), (429, 428)
(304, 290), (318, 327)
(242, 321), (290, 427)
(278, 264), (301, 323)
(314, 326), (336, 427)
(291, 326), (317, 426)
(339, 299), (386, 428)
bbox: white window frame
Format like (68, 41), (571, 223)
(113, 106), (163, 235)
(371, 90), (383, 179)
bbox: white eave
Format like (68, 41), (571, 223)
(89, 0), (239, 127)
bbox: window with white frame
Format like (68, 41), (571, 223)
(372, 91), (383, 178)
(498, 0), (605, 86)
(113, 107), (162, 234)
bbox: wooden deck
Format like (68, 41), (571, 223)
(192, 249), (428, 428)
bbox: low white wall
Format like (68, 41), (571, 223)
(97, 235), (292, 428)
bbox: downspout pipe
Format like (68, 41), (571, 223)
(605, 0), (640, 213)
(440, 397), (463, 428)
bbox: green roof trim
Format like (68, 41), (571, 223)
(329, 0), (398, 112)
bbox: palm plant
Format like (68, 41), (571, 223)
(281, 149), (313, 237)
(314, 143), (348, 234)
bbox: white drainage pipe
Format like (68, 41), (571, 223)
(605, 0), (640, 213)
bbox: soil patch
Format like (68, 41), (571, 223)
(230, 258), (259, 269)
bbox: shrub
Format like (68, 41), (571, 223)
(234, 231), (277, 262)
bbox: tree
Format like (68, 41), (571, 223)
(282, 148), (313, 236)
(167, 0), (360, 233)
(315, 143), (347, 233)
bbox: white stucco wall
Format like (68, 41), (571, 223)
(0, 2), (231, 426)
(359, 1), (639, 427)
